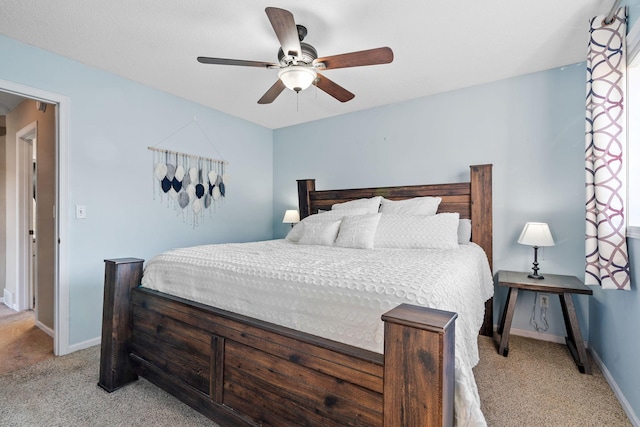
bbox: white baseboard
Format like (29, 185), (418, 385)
(498, 325), (587, 347)
(590, 347), (640, 427)
(0, 297), (4, 304)
(35, 320), (55, 338)
(67, 336), (100, 353)
(3, 288), (14, 310)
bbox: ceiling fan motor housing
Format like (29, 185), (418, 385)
(278, 42), (317, 66)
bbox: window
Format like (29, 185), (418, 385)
(626, 20), (640, 238)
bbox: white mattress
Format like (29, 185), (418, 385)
(141, 239), (494, 426)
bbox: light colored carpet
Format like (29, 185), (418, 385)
(474, 335), (632, 427)
(0, 345), (216, 426)
(0, 308), (632, 426)
(0, 304), (53, 374)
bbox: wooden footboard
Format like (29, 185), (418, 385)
(99, 258), (456, 427)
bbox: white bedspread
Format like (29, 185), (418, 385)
(141, 239), (494, 426)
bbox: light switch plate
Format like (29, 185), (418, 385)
(76, 204), (87, 219)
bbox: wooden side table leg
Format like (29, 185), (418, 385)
(559, 293), (592, 374)
(498, 287), (518, 357)
(497, 286), (511, 336)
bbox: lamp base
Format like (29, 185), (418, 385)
(528, 246), (545, 280)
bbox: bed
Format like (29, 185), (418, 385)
(99, 164), (494, 427)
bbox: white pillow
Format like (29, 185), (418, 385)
(286, 208), (370, 242)
(298, 220), (342, 246)
(379, 196), (441, 215)
(458, 218), (472, 244)
(335, 214), (382, 249)
(331, 196), (382, 214)
(374, 213), (460, 249)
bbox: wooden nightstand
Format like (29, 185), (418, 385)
(495, 270), (593, 374)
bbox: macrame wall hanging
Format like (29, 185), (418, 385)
(149, 117), (229, 228)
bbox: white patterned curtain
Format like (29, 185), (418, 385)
(585, 6), (631, 290)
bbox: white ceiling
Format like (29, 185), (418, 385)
(0, 0), (615, 129)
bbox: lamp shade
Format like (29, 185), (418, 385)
(517, 222), (555, 247)
(278, 66), (317, 92)
(282, 209), (300, 224)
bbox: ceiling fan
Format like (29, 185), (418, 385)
(197, 7), (394, 104)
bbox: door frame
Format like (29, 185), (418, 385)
(15, 121), (37, 315)
(1, 78), (70, 356)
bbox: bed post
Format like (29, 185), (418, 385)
(297, 179), (315, 219)
(470, 164), (493, 337)
(382, 304), (456, 427)
(98, 258), (144, 392)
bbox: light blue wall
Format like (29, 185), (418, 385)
(0, 35), (273, 345)
(590, 239), (640, 418)
(628, 0), (640, 27)
(273, 62), (638, 418)
(274, 63), (588, 336)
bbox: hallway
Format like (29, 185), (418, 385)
(0, 303), (53, 374)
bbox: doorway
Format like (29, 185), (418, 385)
(15, 122), (38, 316)
(0, 78), (70, 356)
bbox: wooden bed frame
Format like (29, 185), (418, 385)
(99, 164), (493, 427)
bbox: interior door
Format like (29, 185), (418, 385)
(35, 103), (56, 331)
(15, 122), (36, 312)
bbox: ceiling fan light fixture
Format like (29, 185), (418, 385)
(278, 66), (317, 92)
(197, 8), (393, 104)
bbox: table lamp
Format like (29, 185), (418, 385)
(517, 222), (555, 279)
(282, 209), (300, 228)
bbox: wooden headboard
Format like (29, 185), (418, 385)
(297, 164), (493, 336)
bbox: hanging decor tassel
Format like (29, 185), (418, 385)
(148, 116), (230, 227)
(148, 137), (229, 227)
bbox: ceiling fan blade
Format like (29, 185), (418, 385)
(314, 73), (355, 103)
(258, 79), (286, 104)
(197, 57), (277, 68)
(314, 47), (393, 70)
(265, 7), (301, 58)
